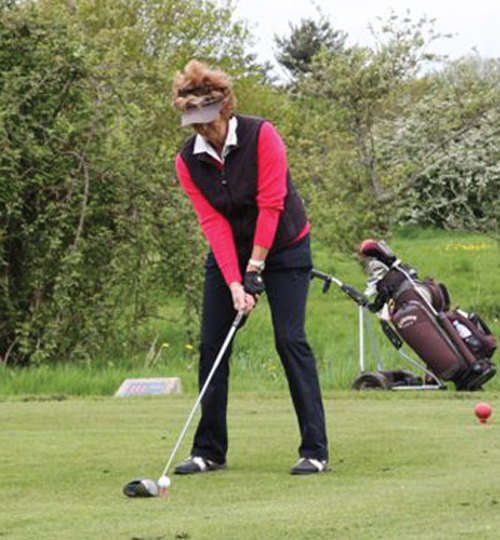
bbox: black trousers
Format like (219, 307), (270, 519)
(191, 235), (328, 463)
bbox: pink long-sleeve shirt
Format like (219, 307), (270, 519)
(175, 120), (309, 284)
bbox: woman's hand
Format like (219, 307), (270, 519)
(229, 282), (256, 315)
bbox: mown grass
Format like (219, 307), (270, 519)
(2, 228), (499, 540)
(1, 392), (500, 540)
(1, 227), (499, 396)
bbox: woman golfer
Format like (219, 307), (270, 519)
(172, 60), (329, 475)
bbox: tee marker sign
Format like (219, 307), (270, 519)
(115, 377), (182, 396)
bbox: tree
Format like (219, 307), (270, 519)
(275, 14), (346, 79)
(300, 12), (448, 200)
(0, 0), (264, 365)
(392, 56), (500, 230)
(272, 11), (454, 250)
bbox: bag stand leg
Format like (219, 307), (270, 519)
(358, 305), (365, 373)
(359, 305), (385, 372)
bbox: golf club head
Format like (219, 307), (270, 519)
(122, 478), (159, 498)
(359, 239), (397, 267)
(367, 259), (390, 280)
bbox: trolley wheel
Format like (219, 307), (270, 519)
(352, 371), (391, 391)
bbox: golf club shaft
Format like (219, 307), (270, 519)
(160, 311), (244, 477)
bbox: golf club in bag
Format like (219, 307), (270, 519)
(311, 269), (439, 390)
(359, 239), (497, 391)
(123, 311), (244, 498)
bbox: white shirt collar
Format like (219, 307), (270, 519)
(193, 116), (238, 163)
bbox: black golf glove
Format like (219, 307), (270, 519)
(243, 271), (265, 297)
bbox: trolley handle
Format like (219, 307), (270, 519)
(341, 284), (369, 307)
(311, 269), (368, 307)
(311, 269), (333, 293)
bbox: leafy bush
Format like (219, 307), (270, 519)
(0, 0), (252, 365)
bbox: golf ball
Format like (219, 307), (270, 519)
(158, 476), (171, 488)
(157, 475), (170, 499)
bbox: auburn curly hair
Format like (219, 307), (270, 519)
(172, 60), (236, 119)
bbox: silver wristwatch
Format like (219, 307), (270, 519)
(248, 259), (266, 271)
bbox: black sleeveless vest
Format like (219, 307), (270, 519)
(180, 115), (307, 259)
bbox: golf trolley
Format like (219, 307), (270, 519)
(312, 269), (444, 391)
(311, 239), (497, 391)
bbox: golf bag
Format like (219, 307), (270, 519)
(360, 239), (497, 391)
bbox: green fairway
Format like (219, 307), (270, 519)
(2, 393), (500, 539)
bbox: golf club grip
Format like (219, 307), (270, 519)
(161, 311), (243, 476)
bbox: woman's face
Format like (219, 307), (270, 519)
(192, 115), (228, 150)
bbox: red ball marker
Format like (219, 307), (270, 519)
(474, 403), (492, 424)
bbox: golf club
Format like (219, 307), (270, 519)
(123, 310), (244, 499)
(359, 239), (397, 267)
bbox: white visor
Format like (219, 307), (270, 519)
(181, 101), (223, 127)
